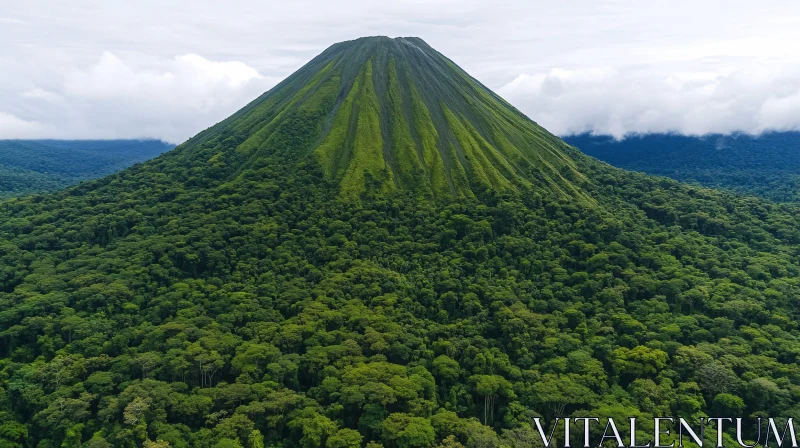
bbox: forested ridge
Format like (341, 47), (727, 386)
(1, 37), (800, 448)
(0, 140), (173, 198)
(563, 132), (800, 203)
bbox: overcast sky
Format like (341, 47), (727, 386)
(2, 0), (800, 143)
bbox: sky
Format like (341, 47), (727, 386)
(2, 0), (800, 143)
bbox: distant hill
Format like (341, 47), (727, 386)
(0, 139), (173, 197)
(563, 132), (800, 202)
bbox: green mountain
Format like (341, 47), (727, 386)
(183, 36), (590, 201)
(563, 132), (800, 203)
(0, 140), (173, 198)
(2, 37), (800, 448)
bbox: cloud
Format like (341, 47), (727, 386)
(498, 62), (800, 139)
(0, 112), (44, 138)
(2, 52), (276, 143)
(0, 18), (26, 25)
(20, 88), (60, 101)
(59, 52), (274, 142)
(3, 1), (800, 141)
(63, 52), (263, 104)
(758, 92), (800, 131)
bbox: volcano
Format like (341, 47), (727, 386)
(1, 37), (799, 448)
(180, 36), (591, 201)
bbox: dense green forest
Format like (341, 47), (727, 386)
(2, 37), (800, 448)
(563, 132), (800, 203)
(0, 140), (173, 198)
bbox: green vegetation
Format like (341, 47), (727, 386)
(564, 132), (800, 203)
(0, 140), (172, 197)
(443, 107), (519, 194)
(1, 36), (800, 447)
(408, 84), (450, 198)
(227, 35), (588, 200)
(386, 58), (429, 197)
(337, 60), (393, 198)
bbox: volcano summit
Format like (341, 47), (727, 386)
(183, 36), (590, 201)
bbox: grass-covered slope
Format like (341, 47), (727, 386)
(179, 36), (590, 201)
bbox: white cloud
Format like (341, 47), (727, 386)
(2, 51), (275, 143)
(20, 88), (60, 101)
(63, 52), (263, 104)
(0, 112), (44, 138)
(758, 92), (800, 132)
(498, 62), (800, 139)
(2, 0), (800, 141)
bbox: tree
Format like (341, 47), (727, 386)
(327, 428), (363, 448)
(61, 423), (84, 448)
(611, 346), (668, 380)
(382, 413), (436, 448)
(432, 356), (461, 384)
(288, 408), (338, 448)
(527, 374), (598, 419)
(712, 393), (746, 416)
(469, 375), (514, 426)
(214, 439), (243, 448)
(144, 440), (171, 448)
(214, 414), (255, 445)
(696, 361), (739, 396)
(134, 352), (162, 379)
(249, 430), (265, 448)
(231, 343), (281, 379)
(123, 397), (150, 426)
(435, 435), (464, 448)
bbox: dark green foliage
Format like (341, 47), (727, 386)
(1, 37), (800, 447)
(564, 132), (800, 203)
(0, 140), (173, 197)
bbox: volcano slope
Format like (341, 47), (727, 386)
(1, 37), (800, 448)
